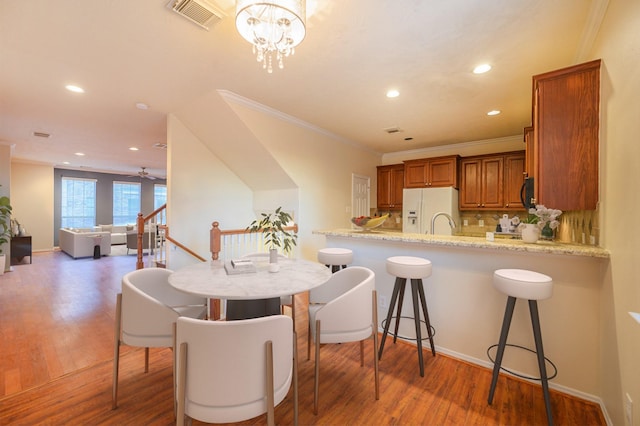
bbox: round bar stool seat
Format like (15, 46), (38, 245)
(379, 256), (435, 377)
(385, 256), (432, 279)
(317, 248), (353, 273)
(493, 269), (553, 300)
(488, 269), (554, 425)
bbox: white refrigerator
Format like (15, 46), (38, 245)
(402, 187), (460, 235)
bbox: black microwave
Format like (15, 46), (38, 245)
(520, 177), (535, 209)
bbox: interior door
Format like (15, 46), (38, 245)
(352, 174), (370, 222)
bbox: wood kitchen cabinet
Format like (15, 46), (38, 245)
(531, 59), (600, 210)
(403, 155), (459, 188)
(503, 153), (526, 209)
(459, 151), (525, 210)
(377, 164), (404, 210)
(523, 126), (534, 178)
(459, 155), (503, 209)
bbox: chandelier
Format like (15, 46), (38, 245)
(235, 0), (306, 73)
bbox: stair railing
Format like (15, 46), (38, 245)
(209, 221), (298, 261)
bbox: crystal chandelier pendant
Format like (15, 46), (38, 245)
(236, 0), (306, 73)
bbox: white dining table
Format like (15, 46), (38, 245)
(168, 257), (332, 320)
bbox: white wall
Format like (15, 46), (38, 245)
(590, 1), (640, 424)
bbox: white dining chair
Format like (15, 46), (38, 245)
(175, 315), (298, 426)
(112, 267), (206, 409)
(307, 266), (380, 414)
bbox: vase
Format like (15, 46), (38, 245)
(520, 223), (539, 243)
(269, 248), (278, 264)
(540, 223), (554, 241)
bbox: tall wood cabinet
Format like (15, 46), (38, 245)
(459, 151), (525, 210)
(404, 155), (459, 188)
(531, 59), (600, 210)
(376, 164), (404, 210)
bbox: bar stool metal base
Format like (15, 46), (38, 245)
(378, 277), (435, 377)
(488, 296), (554, 425)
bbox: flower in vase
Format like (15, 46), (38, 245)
(518, 205), (562, 230)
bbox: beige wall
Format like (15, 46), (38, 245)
(10, 163), (54, 251)
(167, 91), (381, 265)
(591, 1), (640, 424)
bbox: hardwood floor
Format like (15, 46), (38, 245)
(0, 250), (606, 425)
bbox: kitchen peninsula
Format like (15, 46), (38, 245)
(313, 228), (610, 403)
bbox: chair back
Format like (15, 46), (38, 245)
(121, 267), (205, 347)
(310, 266), (375, 343)
(176, 315), (294, 424)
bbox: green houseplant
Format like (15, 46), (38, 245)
(0, 191), (12, 273)
(246, 207), (298, 262)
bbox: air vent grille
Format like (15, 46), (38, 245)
(33, 131), (51, 138)
(167, 0), (225, 30)
(383, 126), (402, 134)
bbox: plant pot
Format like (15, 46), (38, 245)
(269, 248), (278, 264)
(0, 254), (5, 275)
(520, 224), (539, 243)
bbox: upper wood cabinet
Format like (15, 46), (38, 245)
(532, 59), (600, 211)
(459, 155), (503, 209)
(404, 155), (459, 188)
(503, 153), (526, 209)
(523, 126), (534, 178)
(376, 164), (404, 210)
(459, 151), (525, 210)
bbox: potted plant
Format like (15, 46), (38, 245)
(518, 205), (562, 243)
(0, 191), (13, 273)
(246, 207), (298, 264)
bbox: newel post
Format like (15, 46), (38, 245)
(210, 221), (221, 261)
(136, 213), (144, 269)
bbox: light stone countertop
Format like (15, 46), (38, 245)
(169, 257), (333, 299)
(313, 228), (610, 259)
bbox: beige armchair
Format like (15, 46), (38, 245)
(126, 230), (156, 254)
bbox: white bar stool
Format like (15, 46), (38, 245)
(378, 256), (435, 377)
(317, 248), (353, 273)
(488, 268), (554, 425)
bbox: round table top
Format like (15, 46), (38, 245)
(168, 258), (332, 300)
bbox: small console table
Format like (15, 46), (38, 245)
(10, 235), (32, 265)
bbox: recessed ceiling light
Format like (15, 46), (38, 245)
(65, 85), (85, 93)
(473, 64), (492, 74)
(487, 110), (501, 116)
(62, 161), (70, 165)
(129, 147), (139, 151)
(74, 152), (85, 156)
(386, 90), (400, 98)
(135, 102), (149, 110)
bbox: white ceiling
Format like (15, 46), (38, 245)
(0, 0), (606, 179)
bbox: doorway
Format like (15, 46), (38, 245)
(351, 174), (370, 221)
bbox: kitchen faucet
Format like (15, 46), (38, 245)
(430, 212), (457, 234)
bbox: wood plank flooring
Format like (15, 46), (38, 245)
(0, 250), (606, 425)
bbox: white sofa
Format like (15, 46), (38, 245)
(59, 228), (112, 259)
(94, 224), (132, 245)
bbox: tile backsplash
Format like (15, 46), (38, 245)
(371, 208), (600, 246)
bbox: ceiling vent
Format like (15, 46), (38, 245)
(33, 131), (51, 138)
(167, 0), (225, 30)
(383, 126), (403, 134)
